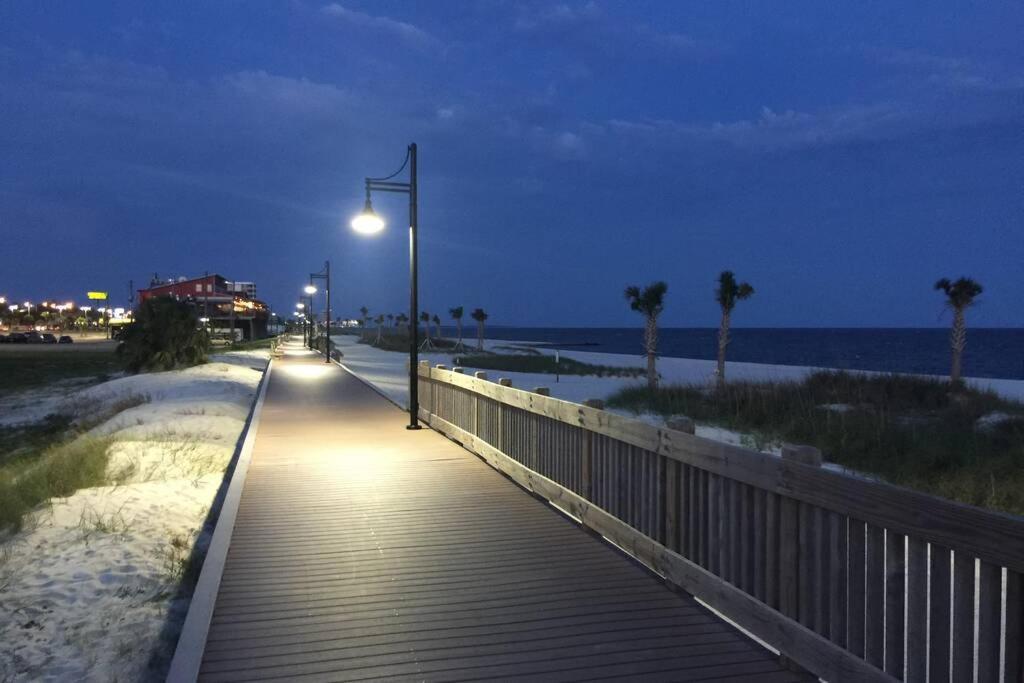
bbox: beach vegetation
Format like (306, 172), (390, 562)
(454, 353), (644, 377)
(449, 306), (464, 347)
(117, 296), (210, 373)
(715, 271), (754, 388)
(624, 281), (668, 390)
(934, 277), (983, 385)
(607, 370), (1024, 515)
(471, 308), (489, 351)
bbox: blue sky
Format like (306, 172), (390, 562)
(1, 1), (1022, 327)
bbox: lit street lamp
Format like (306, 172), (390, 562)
(304, 284), (317, 350)
(295, 302), (306, 344)
(309, 262), (331, 363)
(351, 142), (420, 430)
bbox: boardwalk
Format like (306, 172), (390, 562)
(195, 341), (809, 681)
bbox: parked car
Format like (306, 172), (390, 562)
(41, 333), (58, 344)
(9, 332), (28, 343)
(0, 334), (9, 344)
(58, 335), (74, 344)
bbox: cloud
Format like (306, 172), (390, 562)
(513, 2), (602, 33)
(320, 3), (440, 50)
(511, 1), (725, 63)
(863, 45), (1024, 93)
(224, 70), (355, 115)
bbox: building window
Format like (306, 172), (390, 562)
(196, 284), (202, 292)
(207, 284), (213, 293)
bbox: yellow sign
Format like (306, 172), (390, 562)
(87, 291), (108, 300)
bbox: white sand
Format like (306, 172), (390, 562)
(0, 353), (267, 682)
(331, 333), (1024, 407)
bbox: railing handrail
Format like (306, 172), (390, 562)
(420, 364), (1024, 572)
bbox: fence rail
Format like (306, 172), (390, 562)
(418, 362), (1024, 683)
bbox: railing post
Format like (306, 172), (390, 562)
(418, 360), (430, 418)
(530, 388), (549, 469)
(497, 378), (511, 452)
(473, 371), (487, 437)
(663, 417), (695, 550)
(779, 443), (822, 673)
(581, 399), (604, 501)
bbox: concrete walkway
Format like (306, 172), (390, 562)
(196, 340), (807, 681)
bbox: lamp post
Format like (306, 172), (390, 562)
(303, 285), (317, 350)
(310, 261), (331, 363)
(351, 142), (420, 430)
(296, 303), (306, 344)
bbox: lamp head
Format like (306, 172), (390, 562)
(296, 302), (305, 309)
(351, 194), (385, 235)
(304, 285), (317, 295)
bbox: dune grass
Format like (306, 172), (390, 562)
(454, 353), (644, 377)
(0, 435), (114, 533)
(0, 393), (150, 534)
(228, 335), (280, 351)
(608, 371), (1024, 515)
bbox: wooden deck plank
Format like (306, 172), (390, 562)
(196, 344), (810, 682)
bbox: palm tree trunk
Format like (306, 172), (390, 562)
(476, 321), (484, 351)
(456, 319), (462, 343)
(423, 322), (430, 342)
(950, 307), (966, 384)
(645, 315), (658, 390)
(717, 310), (730, 388)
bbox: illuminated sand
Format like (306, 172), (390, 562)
(0, 352), (267, 682)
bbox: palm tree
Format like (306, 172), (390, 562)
(387, 313), (395, 328)
(624, 281), (668, 390)
(374, 314), (385, 344)
(471, 308), (488, 351)
(449, 306), (465, 350)
(934, 277), (983, 384)
(419, 311), (434, 349)
(432, 314), (442, 340)
(396, 313), (409, 331)
(715, 271), (754, 388)
(359, 306), (369, 327)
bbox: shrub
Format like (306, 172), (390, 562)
(117, 296), (210, 373)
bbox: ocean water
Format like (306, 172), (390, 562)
(439, 327), (1024, 380)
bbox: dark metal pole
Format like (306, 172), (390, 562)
(324, 260), (331, 363)
(308, 283), (315, 350)
(407, 142), (420, 429)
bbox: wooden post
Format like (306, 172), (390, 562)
(781, 444), (822, 467)
(435, 364), (448, 371)
(778, 444), (820, 674)
(533, 387), (550, 396)
(452, 367), (465, 373)
(418, 360), (430, 415)
(472, 372), (486, 437)
(581, 399), (602, 500)
(666, 416), (696, 434)
(496, 378), (511, 451)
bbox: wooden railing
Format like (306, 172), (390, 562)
(418, 362), (1024, 683)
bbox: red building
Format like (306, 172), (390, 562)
(138, 274), (269, 340)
